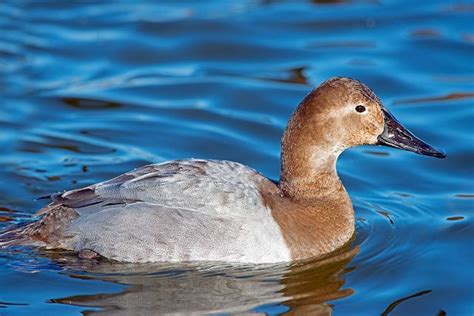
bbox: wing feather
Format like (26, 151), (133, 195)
(40, 159), (270, 217)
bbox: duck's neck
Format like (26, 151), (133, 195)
(279, 143), (344, 200)
(278, 101), (346, 200)
(274, 139), (354, 260)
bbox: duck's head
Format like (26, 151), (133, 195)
(282, 77), (445, 160)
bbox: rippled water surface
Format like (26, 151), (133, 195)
(1, 0), (473, 315)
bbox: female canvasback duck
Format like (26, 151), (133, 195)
(1, 77), (445, 263)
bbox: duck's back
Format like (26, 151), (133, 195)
(8, 159), (291, 263)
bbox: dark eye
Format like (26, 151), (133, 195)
(355, 105), (366, 113)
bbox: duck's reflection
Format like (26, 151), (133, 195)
(44, 246), (358, 315)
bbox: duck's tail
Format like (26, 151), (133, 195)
(0, 204), (79, 248)
(0, 221), (41, 247)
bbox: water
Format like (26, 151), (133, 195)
(0, 0), (473, 315)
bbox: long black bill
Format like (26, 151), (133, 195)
(377, 108), (446, 158)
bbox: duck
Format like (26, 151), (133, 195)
(0, 77), (445, 263)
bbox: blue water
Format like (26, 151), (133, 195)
(1, 0), (473, 315)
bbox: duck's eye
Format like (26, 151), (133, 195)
(355, 105), (366, 113)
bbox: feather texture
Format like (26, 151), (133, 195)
(9, 159), (291, 263)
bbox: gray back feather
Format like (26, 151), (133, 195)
(58, 159), (270, 218)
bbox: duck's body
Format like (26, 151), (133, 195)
(0, 78), (444, 263)
(46, 160), (294, 263)
(8, 159), (353, 263)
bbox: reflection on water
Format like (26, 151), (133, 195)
(0, 0), (473, 315)
(33, 247), (357, 315)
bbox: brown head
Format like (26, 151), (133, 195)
(280, 77), (445, 198)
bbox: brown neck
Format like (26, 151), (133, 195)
(280, 147), (343, 199)
(273, 136), (354, 260)
(279, 129), (344, 200)
(269, 145), (354, 259)
(278, 90), (347, 200)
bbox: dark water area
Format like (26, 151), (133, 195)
(0, 0), (473, 315)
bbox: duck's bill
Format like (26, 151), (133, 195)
(377, 108), (446, 158)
